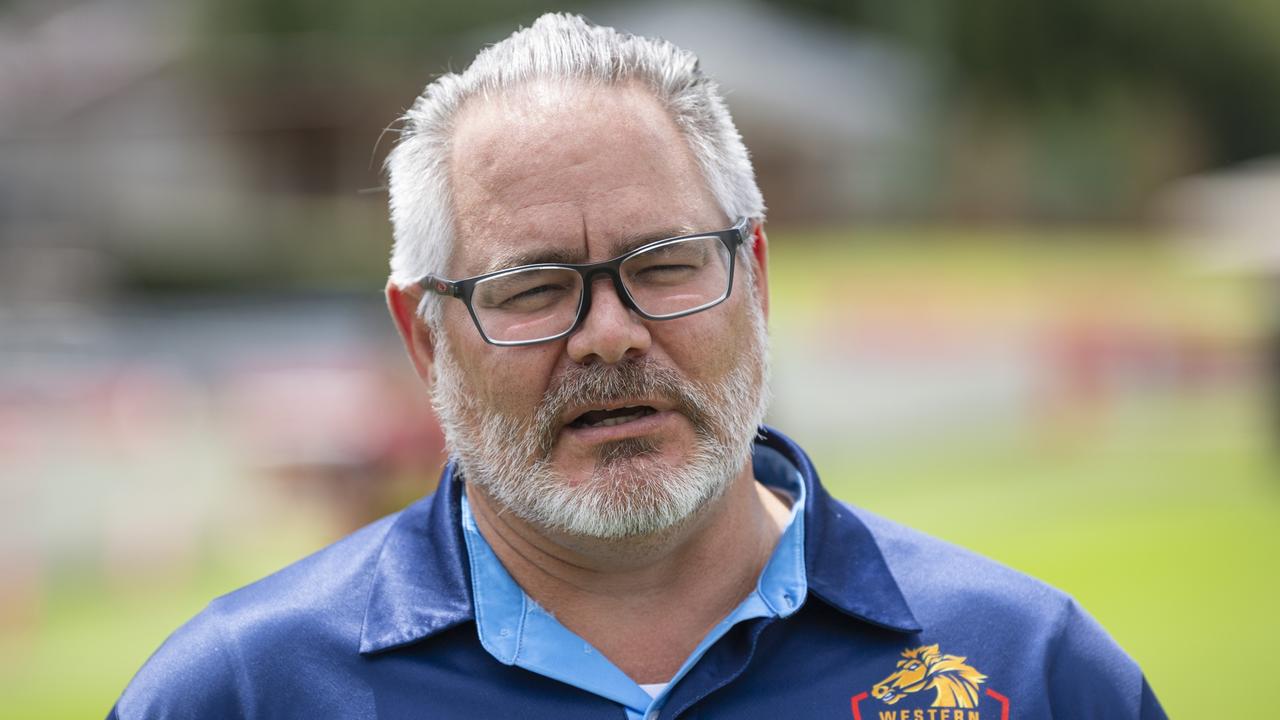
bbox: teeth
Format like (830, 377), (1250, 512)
(589, 411), (645, 427)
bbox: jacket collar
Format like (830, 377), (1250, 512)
(358, 425), (919, 654)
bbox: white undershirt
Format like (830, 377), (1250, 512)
(638, 682), (668, 700)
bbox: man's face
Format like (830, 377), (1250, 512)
(428, 82), (769, 538)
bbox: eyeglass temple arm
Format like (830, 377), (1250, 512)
(419, 274), (462, 298)
(738, 217), (757, 247)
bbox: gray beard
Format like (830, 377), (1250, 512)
(430, 297), (771, 539)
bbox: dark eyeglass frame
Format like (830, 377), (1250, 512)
(416, 217), (753, 346)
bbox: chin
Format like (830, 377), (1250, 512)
(534, 444), (732, 539)
(554, 428), (682, 481)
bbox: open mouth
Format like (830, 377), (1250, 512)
(567, 405), (658, 429)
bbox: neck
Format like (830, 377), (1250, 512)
(466, 465), (790, 684)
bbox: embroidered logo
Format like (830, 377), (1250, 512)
(850, 645), (1011, 720)
(873, 645), (985, 707)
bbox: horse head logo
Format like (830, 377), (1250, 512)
(870, 645), (987, 708)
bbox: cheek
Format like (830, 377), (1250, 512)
(664, 295), (759, 378)
(455, 335), (560, 409)
(491, 352), (557, 407)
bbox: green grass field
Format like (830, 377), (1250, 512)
(4, 227), (1275, 717)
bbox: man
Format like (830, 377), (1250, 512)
(111, 14), (1166, 719)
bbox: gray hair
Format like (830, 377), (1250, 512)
(385, 12), (765, 325)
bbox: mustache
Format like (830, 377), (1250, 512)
(530, 357), (711, 455)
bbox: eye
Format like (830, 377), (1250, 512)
(474, 270), (578, 312)
(500, 284), (567, 307)
(625, 239), (710, 285)
(634, 263), (698, 282)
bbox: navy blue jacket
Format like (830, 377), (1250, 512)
(111, 426), (1165, 719)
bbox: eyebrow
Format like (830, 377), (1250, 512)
(609, 225), (698, 257)
(476, 225), (698, 275)
(479, 246), (580, 275)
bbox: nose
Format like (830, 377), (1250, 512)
(565, 274), (651, 365)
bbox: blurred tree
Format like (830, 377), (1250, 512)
(776, 0), (1280, 169)
(202, 0), (587, 55)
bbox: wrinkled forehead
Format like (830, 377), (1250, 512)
(446, 81), (725, 277)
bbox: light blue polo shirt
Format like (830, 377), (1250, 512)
(459, 446), (808, 720)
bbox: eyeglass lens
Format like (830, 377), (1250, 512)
(470, 235), (732, 343)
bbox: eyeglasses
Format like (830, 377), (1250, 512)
(417, 218), (752, 346)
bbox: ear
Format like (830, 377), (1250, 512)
(386, 280), (436, 385)
(748, 221), (770, 321)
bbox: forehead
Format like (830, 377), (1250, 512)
(447, 81), (723, 275)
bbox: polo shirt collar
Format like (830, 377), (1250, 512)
(358, 424), (919, 655)
(756, 426), (922, 633)
(359, 462), (474, 654)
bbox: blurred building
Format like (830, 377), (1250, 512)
(1163, 156), (1280, 275)
(1162, 156), (1280, 440)
(0, 0), (402, 316)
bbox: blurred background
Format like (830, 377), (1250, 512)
(1, 0), (1277, 716)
